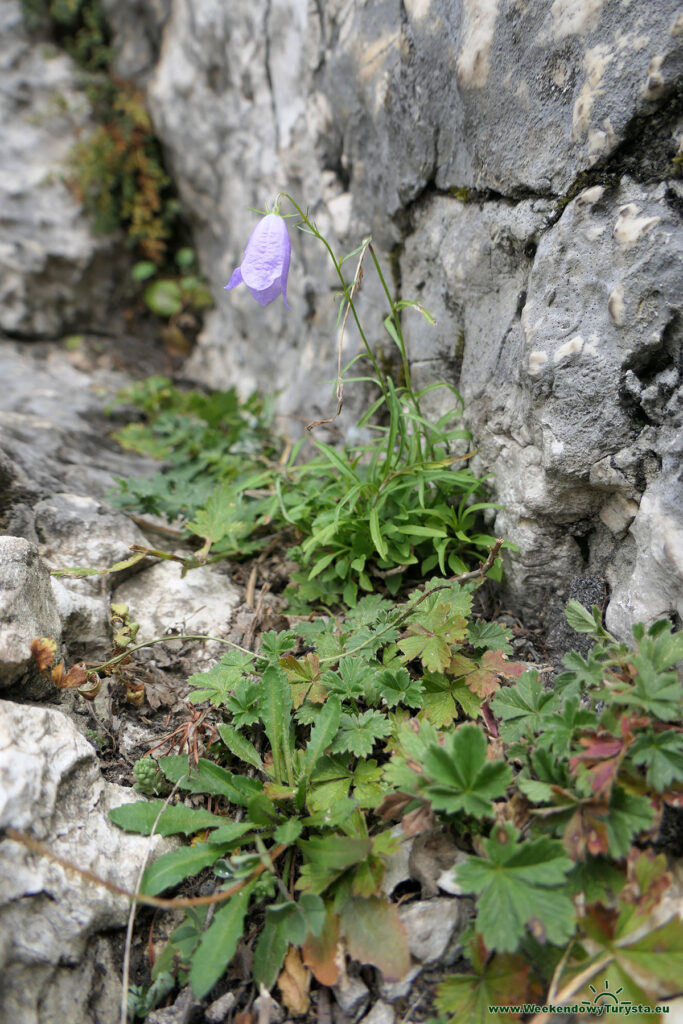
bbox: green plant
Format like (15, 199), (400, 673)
(110, 204), (506, 607)
(109, 598), (682, 1014)
(432, 607), (683, 1021)
(22, 0), (187, 264)
(132, 248), (213, 319)
(108, 571), (523, 1000)
(22, 0), (112, 71)
(68, 81), (179, 262)
(133, 757), (169, 797)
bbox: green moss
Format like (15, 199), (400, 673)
(22, 0), (180, 264)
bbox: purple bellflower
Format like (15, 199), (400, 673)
(224, 213), (291, 308)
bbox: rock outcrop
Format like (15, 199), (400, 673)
(0, 700), (171, 1024)
(101, 0), (683, 632)
(0, 0), (126, 338)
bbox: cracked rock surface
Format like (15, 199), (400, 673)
(102, 0), (683, 632)
(0, 700), (172, 1024)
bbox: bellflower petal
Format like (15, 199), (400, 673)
(224, 213), (291, 309)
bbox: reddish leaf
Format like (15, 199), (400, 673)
(376, 793), (413, 821)
(570, 733), (625, 799)
(339, 897), (411, 981)
(563, 805), (610, 859)
(302, 908), (340, 987)
(31, 636), (58, 672)
(462, 651), (525, 699)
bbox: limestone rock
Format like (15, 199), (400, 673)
(0, 537), (61, 688)
(112, 558), (242, 658)
(403, 177), (682, 629)
(100, 0), (683, 632)
(333, 974), (370, 1018)
(0, 342), (158, 511)
(398, 898), (462, 965)
(0, 1), (125, 338)
(358, 1002), (394, 1024)
(0, 699), (171, 1024)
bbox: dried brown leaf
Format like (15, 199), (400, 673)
(278, 947), (311, 1015)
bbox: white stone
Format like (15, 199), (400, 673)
(0, 699), (172, 1024)
(398, 898), (462, 964)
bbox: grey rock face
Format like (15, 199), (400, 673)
(0, 1), (126, 338)
(0, 699), (170, 1024)
(0, 342), (159, 510)
(0, 537), (61, 688)
(113, 558), (242, 663)
(463, 178), (682, 624)
(398, 897), (462, 965)
(99, 0), (683, 632)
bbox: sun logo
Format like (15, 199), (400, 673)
(581, 978), (629, 1009)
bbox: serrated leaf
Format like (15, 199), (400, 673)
(609, 654), (682, 722)
(629, 730), (683, 791)
(305, 696), (341, 776)
(297, 834), (372, 895)
(189, 884), (253, 997)
(422, 724), (511, 818)
(330, 710), (392, 758)
(109, 800), (224, 837)
(603, 788), (654, 858)
(436, 948), (530, 1023)
(187, 650), (255, 705)
(490, 671), (560, 741)
(226, 677), (261, 727)
(536, 696), (598, 758)
(454, 825), (575, 953)
(467, 620), (513, 655)
(376, 667), (423, 709)
(142, 841), (234, 895)
(217, 723), (263, 771)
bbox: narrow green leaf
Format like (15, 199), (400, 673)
(261, 666), (293, 784)
(253, 913), (289, 989)
(109, 800), (224, 837)
(369, 507), (388, 559)
(218, 724), (263, 771)
(159, 756), (261, 805)
(142, 842), (231, 896)
(312, 442), (360, 484)
(189, 885), (253, 997)
(305, 696), (342, 777)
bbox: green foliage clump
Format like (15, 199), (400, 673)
(109, 597), (683, 1015)
(68, 81), (178, 263)
(108, 203), (506, 602)
(133, 757), (169, 797)
(22, 0), (183, 264)
(22, 0), (111, 71)
(109, 376), (279, 537)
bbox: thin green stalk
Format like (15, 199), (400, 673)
(280, 193), (389, 402)
(368, 243), (413, 395)
(90, 633), (257, 673)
